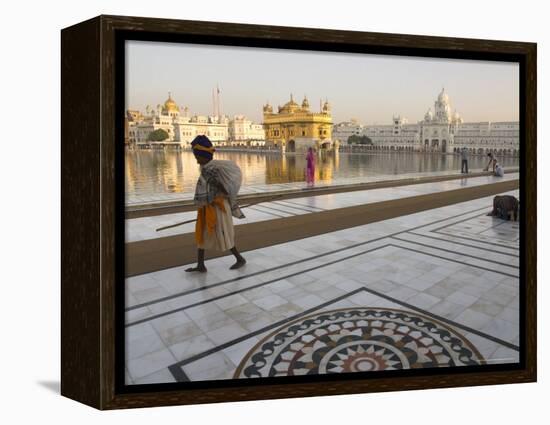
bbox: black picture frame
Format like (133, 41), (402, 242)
(61, 15), (536, 409)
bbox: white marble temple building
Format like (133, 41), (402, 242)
(228, 115), (266, 146)
(130, 94), (263, 148)
(336, 89), (519, 155)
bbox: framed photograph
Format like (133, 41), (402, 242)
(61, 15), (536, 409)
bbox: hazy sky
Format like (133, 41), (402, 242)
(126, 40), (519, 124)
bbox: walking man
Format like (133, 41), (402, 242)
(185, 135), (247, 273)
(461, 147), (469, 174)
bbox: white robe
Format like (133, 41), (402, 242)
(196, 198), (235, 251)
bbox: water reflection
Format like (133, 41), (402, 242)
(125, 150), (519, 198)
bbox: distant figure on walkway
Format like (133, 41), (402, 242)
(487, 195), (518, 221)
(460, 147), (469, 174)
(306, 147), (316, 187)
(494, 163), (505, 177)
(484, 152), (497, 172)
(185, 135), (246, 273)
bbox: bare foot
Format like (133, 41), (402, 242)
(230, 258), (246, 270)
(185, 265), (207, 273)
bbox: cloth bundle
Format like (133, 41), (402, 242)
(193, 159), (245, 219)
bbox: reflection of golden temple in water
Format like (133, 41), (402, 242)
(125, 148), (518, 200)
(264, 151), (336, 184)
(317, 151), (334, 181)
(128, 149), (340, 193)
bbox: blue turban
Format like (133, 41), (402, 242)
(191, 135), (215, 160)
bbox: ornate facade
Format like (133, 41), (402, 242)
(419, 88), (463, 152)
(228, 115), (266, 146)
(332, 118), (364, 142)
(362, 115), (420, 150)
(262, 94), (337, 152)
(128, 93), (233, 147)
(336, 89), (519, 156)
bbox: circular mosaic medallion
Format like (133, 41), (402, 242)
(234, 308), (484, 378)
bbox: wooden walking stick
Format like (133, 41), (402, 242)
(155, 218), (199, 232)
(155, 194), (284, 232)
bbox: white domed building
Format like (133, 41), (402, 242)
(361, 114), (420, 151)
(420, 88), (518, 155)
(419, 88), (456, 152)
(357, 88), (519, 155)
(134, 93), (182, 145)
(131, 92), (239, 148)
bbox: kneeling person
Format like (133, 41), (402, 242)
(494, 163), (504, 177)
(186, 135), (246, 273)
(487, 195), (518, 221)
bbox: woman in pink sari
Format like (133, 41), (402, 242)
(306, 147), (315, 187)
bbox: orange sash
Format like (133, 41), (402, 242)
(195, 196), (226, 245)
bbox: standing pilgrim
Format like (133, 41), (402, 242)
(305, 147), (316, 187)
(185, 135), (247, 273)
(460, 147), (469, 174)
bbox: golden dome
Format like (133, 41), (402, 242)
(163, 93), (179, 112)
(281, 94), (299, 113)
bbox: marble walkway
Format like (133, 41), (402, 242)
(127, 172), (518, 242)
(125, 189), (520, 385)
